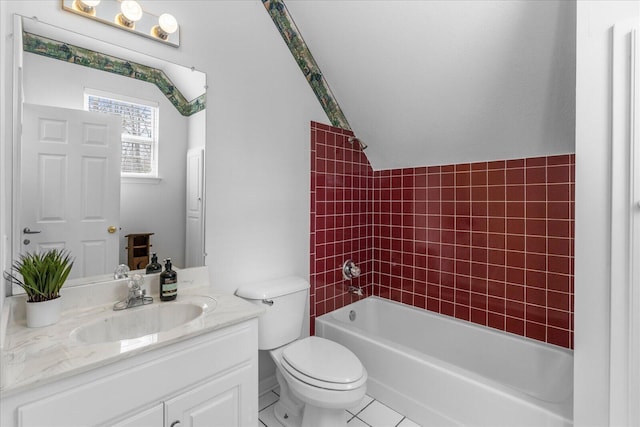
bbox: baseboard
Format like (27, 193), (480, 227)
(259, 373), (278, 396)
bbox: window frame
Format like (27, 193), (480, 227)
(84, 88), (160, 179)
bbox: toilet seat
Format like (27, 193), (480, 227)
(281, 336), (366, 391)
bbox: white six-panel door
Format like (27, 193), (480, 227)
(20, 104), (122, 280)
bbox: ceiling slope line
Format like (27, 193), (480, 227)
(261, 0), (351, 130)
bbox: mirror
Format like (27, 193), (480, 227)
(12, 15), (206, 287)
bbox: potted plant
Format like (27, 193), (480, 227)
(4, 248), (74, 327)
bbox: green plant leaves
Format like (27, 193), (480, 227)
(6, 249), (74, 303)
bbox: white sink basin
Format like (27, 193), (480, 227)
(72, 303), (204, 344)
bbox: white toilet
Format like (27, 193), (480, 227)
(236, 277), (367, 427)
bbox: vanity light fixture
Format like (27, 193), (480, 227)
(62, 0), (180, 47)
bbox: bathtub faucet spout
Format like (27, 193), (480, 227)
(347, 285), (363, 296)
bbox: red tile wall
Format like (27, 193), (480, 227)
(310, 122), (575, 348)
(372, 157), (575, 348)
(310, 122), (374, 336)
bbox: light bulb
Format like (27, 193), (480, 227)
(75, 0), (100, 14)
(153, 13), (178, 40)
(151, 13), (178, 40)
(118, 1), (143, 28)
(158, 14), (178, 35)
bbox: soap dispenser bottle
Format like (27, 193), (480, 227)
(159, 258), (177, 301)
(145, 252), (162, 274)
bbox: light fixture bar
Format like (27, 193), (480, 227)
(62, 0), (180, 47)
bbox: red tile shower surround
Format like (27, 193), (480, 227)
(310, 122), (575, 348)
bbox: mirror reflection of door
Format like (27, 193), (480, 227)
(20, 103), (122, 279)
(185, 148), (204, 268)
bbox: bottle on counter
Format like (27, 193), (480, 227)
(145, 252), (162, 274)
(159, 258), (177, 301)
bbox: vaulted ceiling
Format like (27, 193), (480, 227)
(284, 0), (576, 170)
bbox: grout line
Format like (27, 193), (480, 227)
(352, 415), (373, 426)
(262, 400), (278, 411)
(258, 390), (280, 413)
(358, 398), (375, 415)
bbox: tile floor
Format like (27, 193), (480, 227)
(259, 388), (421, 427)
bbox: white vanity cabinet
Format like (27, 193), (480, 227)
(0, 319), (259, 427)
(112, 404), (164, 427)
(163, 364), (251, 427)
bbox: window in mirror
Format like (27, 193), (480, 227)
(85, 89), (159, 178)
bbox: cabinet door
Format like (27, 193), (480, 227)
(164, 364), (254, 427)
(110, 403), (164, 427)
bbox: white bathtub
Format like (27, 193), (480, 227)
(315, 296), (573, 427)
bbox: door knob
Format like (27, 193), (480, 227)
(107, 226), (117, 234)
(23, 227), (41, 234)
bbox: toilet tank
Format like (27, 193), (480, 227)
(235, 277), (309, 350)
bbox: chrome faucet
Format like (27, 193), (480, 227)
(114, 274), (153, 310)
(347, 285), (364, 296)
(343, 260), (364, 296)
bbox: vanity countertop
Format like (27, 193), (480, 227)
(0, 267), (263, 396)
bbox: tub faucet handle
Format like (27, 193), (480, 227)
(343, 260), (361, 279)
(114, 264), (130, 280)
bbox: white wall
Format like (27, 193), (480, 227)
(199, 2), (326, 291)
(21, 52), (189, 267)
(575, 1), (640, 425)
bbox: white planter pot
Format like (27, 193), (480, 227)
(26, 297), (62, 328)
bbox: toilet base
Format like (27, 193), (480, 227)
(273, 401), (302, 427)
(301, 404), (348, 427)
(272, 367), (304, 427)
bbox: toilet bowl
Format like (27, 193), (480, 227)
(235, 277), (367, 427)
(269, 336), (367, 427)
(281, 336), (367, 405)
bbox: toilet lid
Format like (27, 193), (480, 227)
(282, 336), (365, 386)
